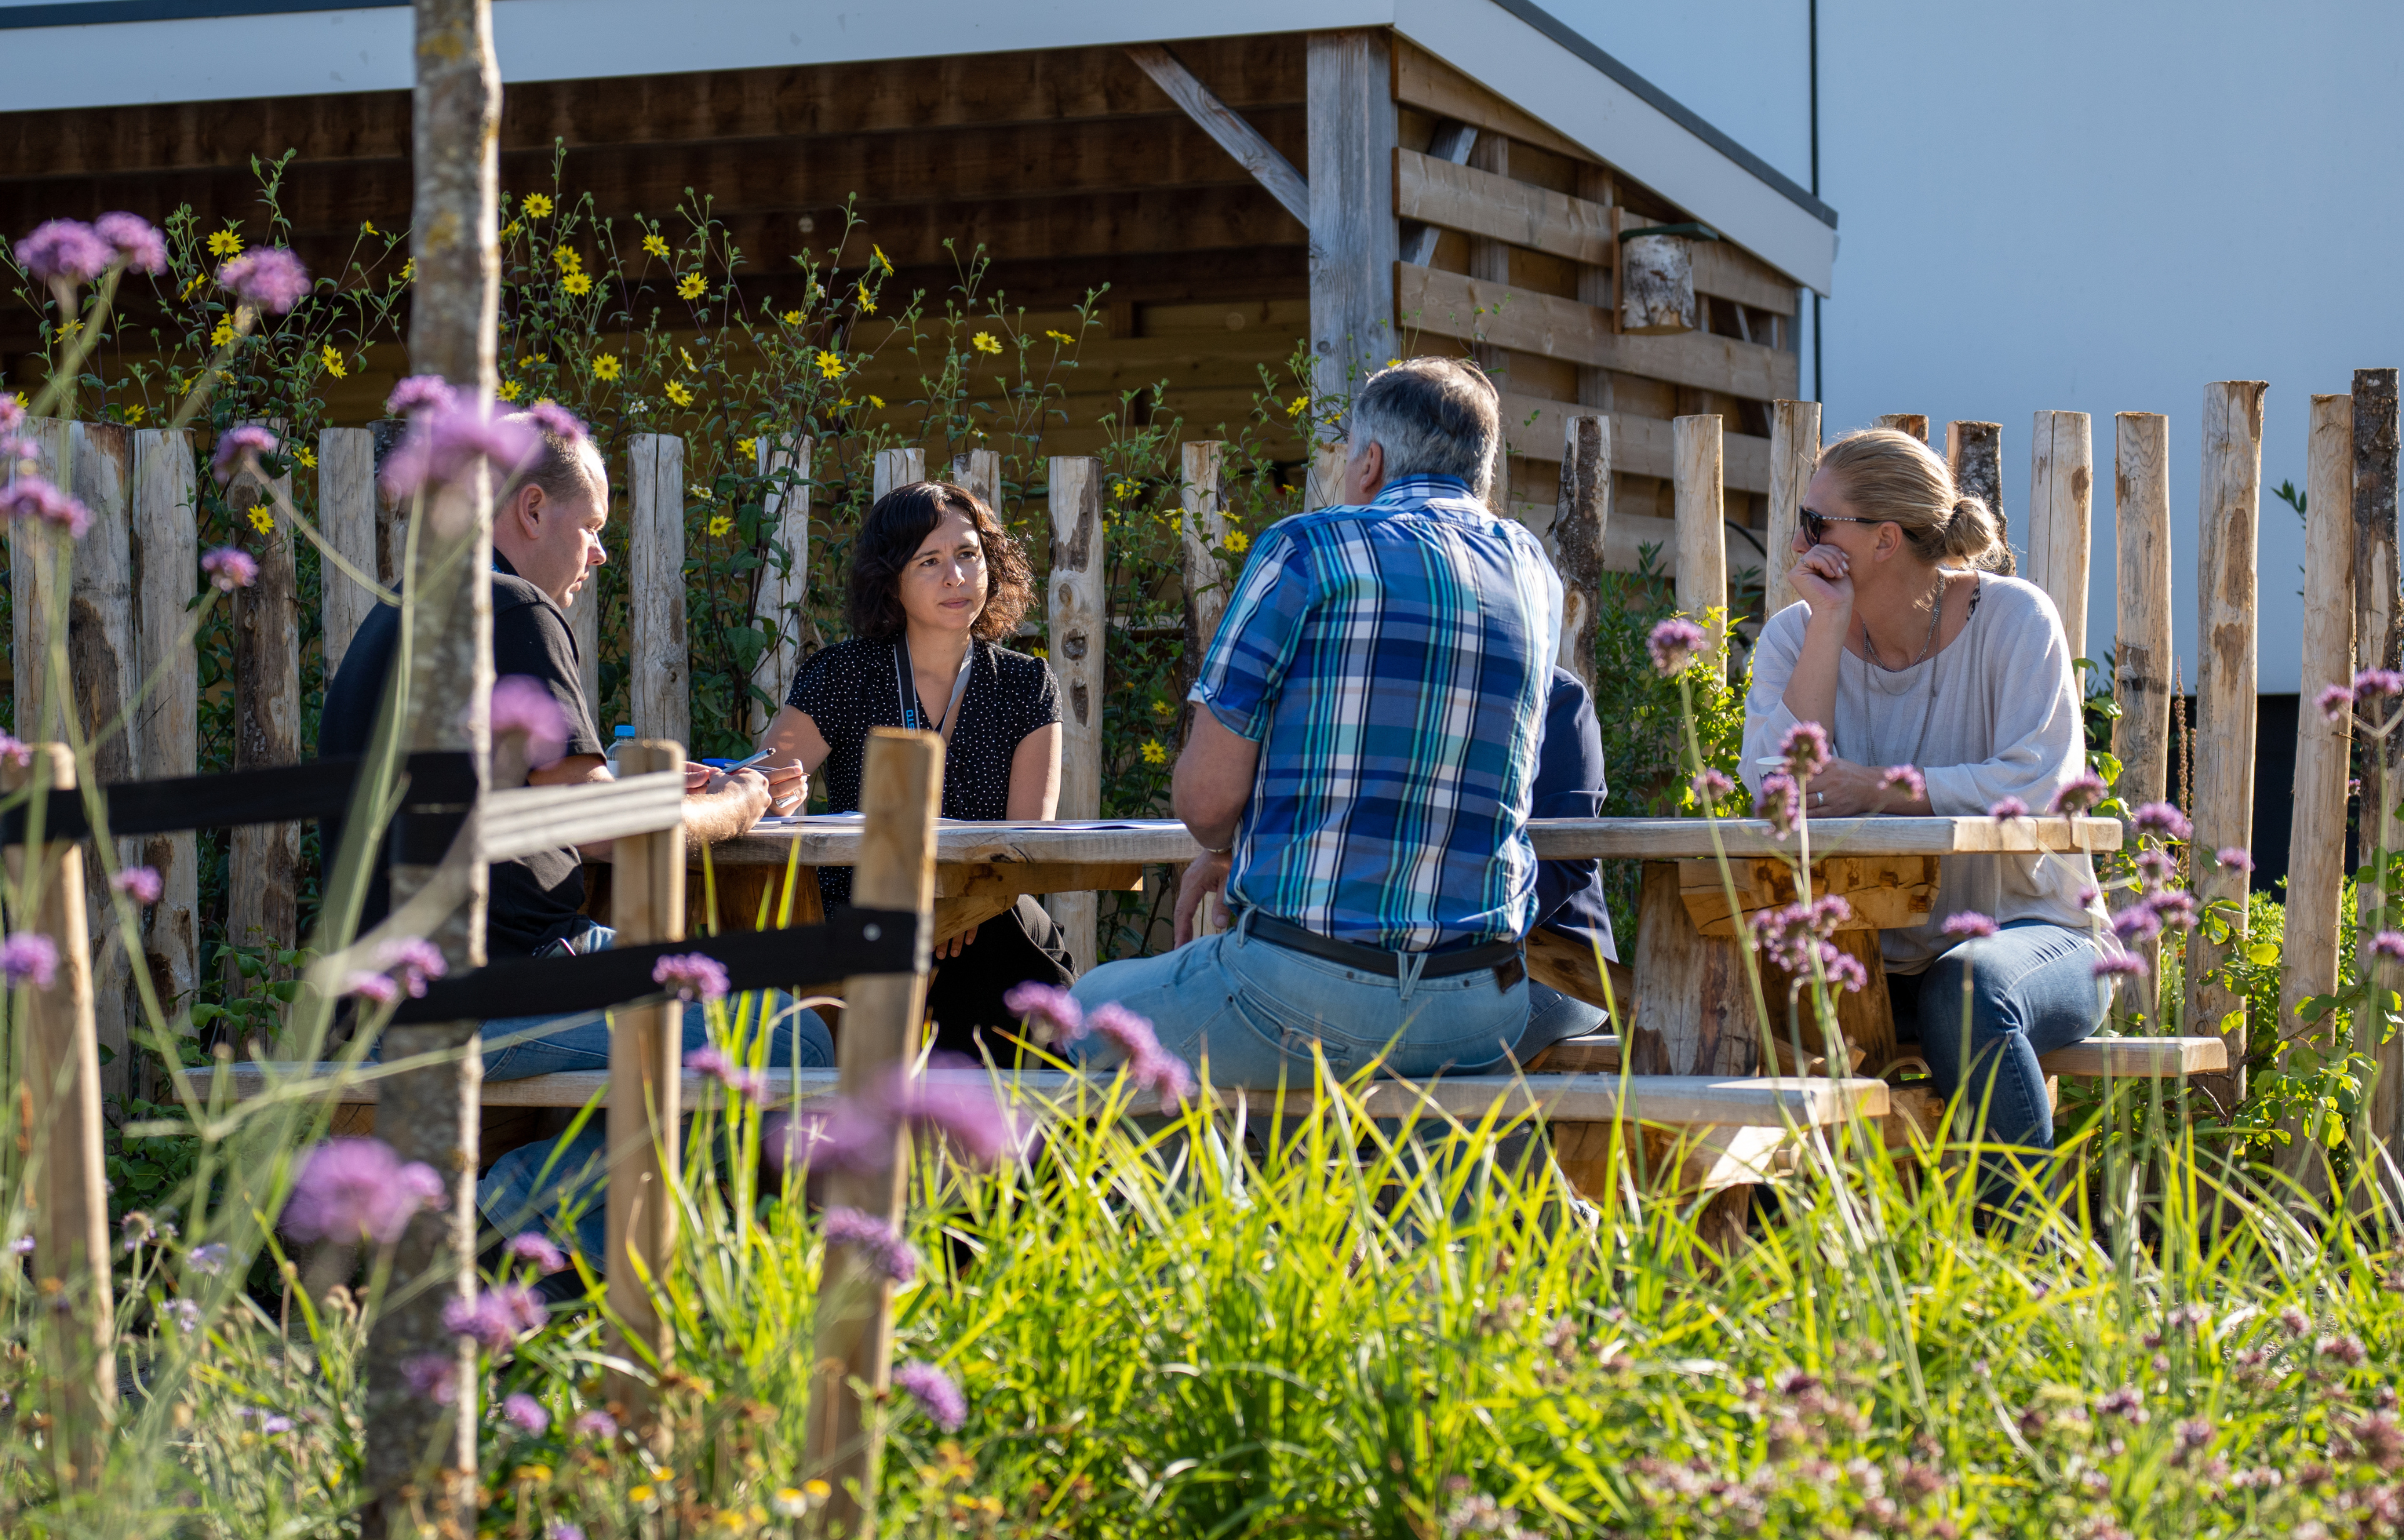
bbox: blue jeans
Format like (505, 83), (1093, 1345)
(1066, 913), (1533, 1085)
(1892, 920), (2104, 1152)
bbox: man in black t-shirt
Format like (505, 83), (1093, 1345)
(319, 416), (802, 957)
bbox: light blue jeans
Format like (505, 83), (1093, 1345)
(1893, 919), (2104, 1153)
(1066, 912), (1543, 1085)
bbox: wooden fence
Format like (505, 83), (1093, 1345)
(9, 380), (2391, 1147)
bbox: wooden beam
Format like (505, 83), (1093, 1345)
(1127, 44), (1310, 226)
(1765, 400), (1820, 613)
(1047, 458), (1106, 972)
(225, 420), (300, 985)
(2027, 411), (2093, 661)
(1400, 264), (1799, 402)
(1392, 37), (1598, 167)
(1674, 415), (1727, 635)
(629, 434), (690, 750)
(1307, 29), (1399, 406)
(2187, 379), (2267, 1108)
(63, 423), (139, 1100)
(1497, 393), (1772, 493)
(1398, 120), (1477, 266)
(480, 769), (687, 861)
(2111, 413), (2175, 813)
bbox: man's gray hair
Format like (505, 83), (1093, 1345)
(501, 411), (602, 506)
(1345, 356), (1502, 500)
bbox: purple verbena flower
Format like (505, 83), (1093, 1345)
(490, 675), (570, 767)
(386, 375), (458, 418)
(444, 1284), (544, 1350)
(548, 1524), (585, 1540)
(93, 213), (168, 275)
(2130, 802), (2194, 843)
(1002, 980), (1084, 1044)
(18, 220), (113, 286)
(201, 546), (258, 591)
(2372, 932), (2404, 963)
(403, 1353), (457, 1404)
(2146, 890), (2200, 930)
(2321, 683), (2360, 722)
(1941, 911), (1999, 940)
(260, 1414), (294, 1435)
(654, 953), (729, 1004)
(573, 1409), (618, 1439)
(0, 734), (29, 770)
(2134, 846), (2177, 888)
(1780, 721), (1832, 781)
(280, 1137), (444, 1246)
(210, 424), (278, 486)
(2216, 846), (2255, 874)
(1823, 950), (1868, 994)
(2097, 1385), (2147, 1424)
(1087, 1002), (1197, 1113)
(503, 1231), (568, 1275)
(2051, 772), (2108, 816)
(111, 865), (163, 905)
(523, 401), (588, 444)
(0, 473), (93, 537)
(1758, 772), (1801, 839)
(2, 932), (59, 990)
(377, 936), (446, 997)
(1646, 617), (1708, 677)
(379, 397), (538, 500)
(217, 247), (310, 314)
(893, 1360), (966, 1432)
(2356, 669), (2404, 699)
(2110, 903), (2162, 943)
(0, 395), (19, 434)
(345, 970), (401, 1005)
(683, 1044), (731, 1079)
(821, 1205), (919, 1284)
(1690, 767), (1734, 805)
(892, 1070), (1016, 1163)
(2319, 1333), (2369, 1367)
(161, 1298), (202, 1333)
(1988, 796), (2029, 820)
(1878, 765), (1926, 803)
(501, 1392), (550, 1434)
(188, 1242), (229, 1275)
(2093, 953), (2149, 981)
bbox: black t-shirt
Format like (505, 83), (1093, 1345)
(319, 553), (607, 957)
(786, 635), (1059, 903)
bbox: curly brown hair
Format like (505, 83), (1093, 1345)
(845, 481), (1034, 643)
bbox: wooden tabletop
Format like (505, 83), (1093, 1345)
(711, 814), (2123, 867)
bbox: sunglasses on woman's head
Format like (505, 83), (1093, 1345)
(1799, 506), (1879, 543)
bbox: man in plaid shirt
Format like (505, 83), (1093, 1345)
(1069, 357), (1580, 1084)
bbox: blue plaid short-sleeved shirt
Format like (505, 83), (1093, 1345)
(1191, 475), (1559, 950)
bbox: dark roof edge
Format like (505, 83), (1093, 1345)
(1482, 0), (1837, 229)
(0, 0), (406, 28)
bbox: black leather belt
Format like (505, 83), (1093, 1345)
(1244, 912), (1526, 990)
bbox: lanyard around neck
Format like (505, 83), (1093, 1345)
(896, 638), (973, 741)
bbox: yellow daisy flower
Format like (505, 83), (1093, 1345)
(320, 344), (347, 379)
(866, 394), (885, 409)
(1140, 741), (1168, 765)
(592, 353), (621, 381)
(497, 380), (523, 402)
(563, 272), (592, 296)
(361, 220), (379, 237)
(1224, 528), (1251, 553)
(1045, 329), (1075, 344)
(736, 437), (758, 458)
(665, 380), (694, 406)
(552, 245), (581, 274)
(522, 193), (553, 218)
(872, 244), (893, 273)
(207, 229), (243, 257)
(678, 273), (707, 300)
(498, 221), (521, 241)
(814, 350), (844, 379)
(970, 331), (1002, 356)
(398, 258), (414, 282)
(1286, 394), (1309, 417)
(295, 446), (317, 469)
(124, 404), (146, 424)
(642, 232), (670, 260)
(783, 309), (803, 325)
(247, 506), (274, 535)
(707, 514), (733, 538)
(856, 283), (876, 314)
(210, 317), (235, 347)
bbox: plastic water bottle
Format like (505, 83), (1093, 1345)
(603, 724), (636, 779)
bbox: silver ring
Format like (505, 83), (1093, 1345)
(1815, 791), (1826, 807)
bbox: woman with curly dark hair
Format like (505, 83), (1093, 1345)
(755, 480), (1072, 1052)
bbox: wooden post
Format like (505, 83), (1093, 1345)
(1466, 133), (1510, 375)
(950, 448), (1002, 509)
(1765, 400), (1820, 612)
(871, 448), (925, 503)
(2112, 414), (2175, 812)
(1179, 441), (1232, 938)
(1046, 458), (1104, 972)
(2028, 411), (2093, 661)
(806, 729), (940, 1534)
(628, 434), (689, 751)
(1673, 415), (1727, 642)
(8, 416), (69, 743)
(63, 422), (139, 1100)
(1303, 441), (1347, 511)
(363, 0), (500, 1527)
(606, 740), (685, 1423)
(1945, 421), (2008, 570)
(223, 421), (300, 984)
(4, 744), (113, 1485)
(1305, 28), (1397, 407)
(2353, 369), (2404, 1174)
(1874, 413), (1928, 443)
(751, 434), (812, 737)
(321, 427), (381, 680)
(1553, 414), (1608, 691)
(130, 428), (198, 1034)
(2185, 380), (2266, 1108)
(2274, 394), (2355, 1194)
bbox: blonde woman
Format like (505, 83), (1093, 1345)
(1739, 428), (2110, 1160)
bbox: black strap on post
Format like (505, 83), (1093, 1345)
(384, 906), (924, 1025)
(0, 752), (477, 847)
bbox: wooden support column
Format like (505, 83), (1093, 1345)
(606, 740), (685, 1424)
(63, 422), (138, 1099)
(1124, 44), (1311, 225)
(1465, 133), (1510, 377)
(2353, 369), (2404, 1174)
(2112, 414), (2175, 813)
(321, 426), (382, 679)
(1180, 442), (1231, 937)
(872, 447), (925, 503)
(751, 434), (813, 737)
(2028, 411), (2093, 661)
(628, 434), (689, 750)
(8, 418), (69, 743)
(807, 729), (940, 1536)
(225, 421), (300, 981)
(1306, 28), (1397, 408)
(1553, 414), (1608, 690)
(2186, 379), (2266, 1109)
(2274, 394), (2355, 1194)
(1673, 415), (1727, 644)
(1303, 441), (1347, 511)
(1874, 413), (1928, 443)
(1047, 458), (1104, 971)
(6, 746), (113, 1487)
(1945, 420), (2007, 570)
(1574, 163), (1614, 413)
(130, 428), (198, 1033)
(1765, 399), (1819, 612)
(362, 0), (499, 1528)
(950, 447), (1002, 510)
